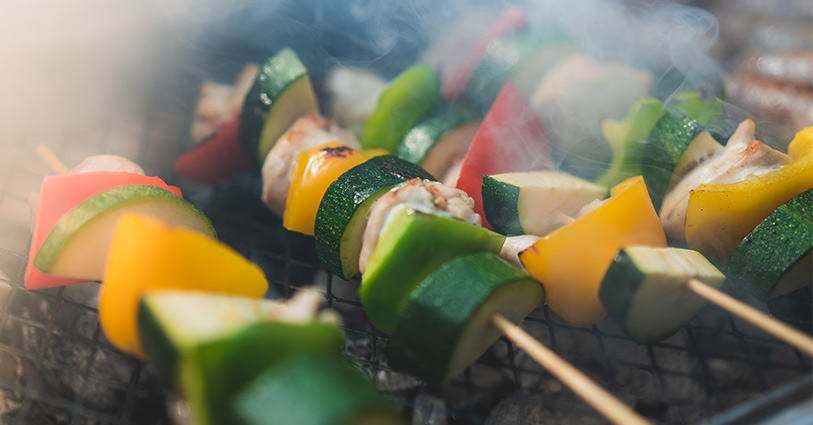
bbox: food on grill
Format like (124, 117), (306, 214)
(240, 48), (318, 163)
(234, 355), (406, 425)
(727, 189), (813, 301)
(598, 246), (726, 343)
(519, 176), (667, 326)
(641, 106), (724, 210)
(464, 25), (572, 111)
(530, 54), (653, 177)
(481, 170), (607, 236)
(685, 126), (813, 259)
(387, 252), (543, 384)
(456, 82), (552, 228)
(260, 111), (359, 215)
(98, 214), (268, 359)
(359, 62), (440, 152)
(661, 119), (791, 243)
(359, 202), (504, 332)
(174, 117), (259, 184)
(191, 63), (259, 144)
(359, 177), (482, 274)
(68, 154), (147, 175)
(33, 184), (215, 282)
(325, 67), (388, 136)
(140, 290), (344, 425)
(392, 102), (479, 180)
(24, 171), (183, 289)
(314, 155), (433, 279)
(284, 143), (382, 236)
(440, 5), (527, 102)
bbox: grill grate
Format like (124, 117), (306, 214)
(0, 16), (812, 425)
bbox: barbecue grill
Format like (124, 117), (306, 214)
(0, 0), (811, 424)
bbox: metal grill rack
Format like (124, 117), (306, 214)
(1, 2), (812, 423)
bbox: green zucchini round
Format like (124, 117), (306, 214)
(387, 252), (543, 384)
(234, 355), (405, 425)
(314, 155), (434, 279)
(728, 189), (813, 301)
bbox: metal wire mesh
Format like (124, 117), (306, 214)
(0, 5), (812, 424)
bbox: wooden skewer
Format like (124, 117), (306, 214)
(685, 278), (813, 356)
(36, 144), (68, 174)
(491, 313), (652, 425)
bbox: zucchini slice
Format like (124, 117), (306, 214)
(393, 102), (479, 177)
(359, 205), (506, 332)
(240, 48), (318, 163)
(140, 291), (346, 425)
(314, 155), (434, 279)
(482, 170), (607, 236)
(234, 355), (406, 425)
(599, 246), (726, 343)
(34, 185), (215, 281)
(641, 106), (723, 209)
(388, 252), (543, 384)
(359, 63), (440, 152)
(728, 189), (813, 301)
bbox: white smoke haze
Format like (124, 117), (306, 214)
(0, 0), (730, 174)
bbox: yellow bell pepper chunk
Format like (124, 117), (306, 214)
(519, 176), (666, 326)
(283, 143), (385, 236)
(99, 214), (268, 359)
(685, 127), (813, 259)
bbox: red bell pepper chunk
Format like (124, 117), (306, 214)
(441, 5), (527, 101)
(25, 172), (182, 289)
(456, 82), (552, 228)
(173, 117), (258, 184)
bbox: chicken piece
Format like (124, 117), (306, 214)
(260, 112), (359, 216)
(67, 154), (145, 175)
(531, 54), (653, 154)
(358, 178), (480, 274)
(190, 64), (260, 143)
(325, 67), (388, 135)
(659, 119), (792, 240)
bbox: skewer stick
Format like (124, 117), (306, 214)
(36, 144), (68, 174)
(685, 279), (813, 356)
(491, 313), (652, 425)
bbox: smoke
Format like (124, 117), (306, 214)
(0, 0), (727, 171)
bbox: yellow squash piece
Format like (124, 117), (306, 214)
(99, 214), (268, 359)
(519, 176), (667, 326)
(685, 127), (813, 259)
(284, 143), (385, 235)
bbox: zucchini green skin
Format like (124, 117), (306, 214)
(641, 106), (706, 209)
(387, 252), (543, 384)
(314, 156), (434, 279)
(728, 189), (813, 301)
(34, 185), (216, 273)
(182, 322), (345, 425)
(239, 48), (315, 163)
(466, 26), (570, 111)
(481, 175), (522, 235)
(360, 63), (440, 152)
(359, 207), (506, 332)
(393, 102), (478, 165)
(599, 247), (726, 343)
(234, 355), (405, 425)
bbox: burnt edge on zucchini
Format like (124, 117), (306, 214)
(314, 155), (434, 278)
(728, 189), (813, 301)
